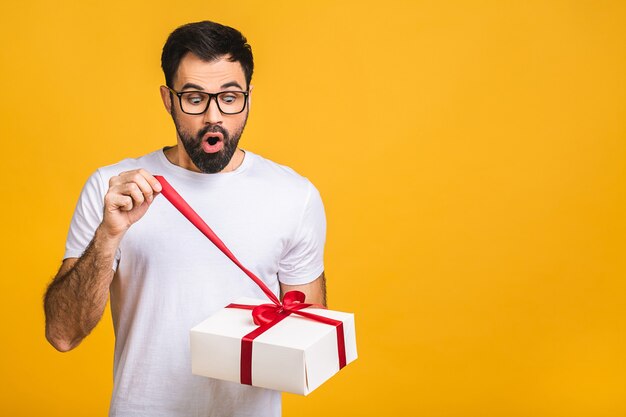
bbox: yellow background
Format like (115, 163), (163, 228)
(1, 1), (625, 416)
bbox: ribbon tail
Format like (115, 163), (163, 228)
(155, 175), (281, 306)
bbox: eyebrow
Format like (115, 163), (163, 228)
(180, 83), (205, 91)
(180, 81), (245, 91)
(220, 81), (244, 90)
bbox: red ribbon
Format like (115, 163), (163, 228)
(154, 175), (347, 385)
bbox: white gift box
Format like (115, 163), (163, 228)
(190, 297), (358, 395)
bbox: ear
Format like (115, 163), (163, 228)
(160, 85), (173, 115)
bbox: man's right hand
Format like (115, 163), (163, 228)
(102, 169), (162, 238)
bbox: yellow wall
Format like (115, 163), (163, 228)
(1, 1), (625, 416)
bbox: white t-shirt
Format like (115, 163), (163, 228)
(64, 149), (326, 417)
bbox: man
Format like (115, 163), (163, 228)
(44, 21), (327, 417)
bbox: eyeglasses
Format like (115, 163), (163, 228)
(167, 87), (249, 115)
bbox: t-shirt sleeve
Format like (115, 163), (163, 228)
(64, 170), (120, 270)
(278, 181), (326, 285)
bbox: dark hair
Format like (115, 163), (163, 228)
(161, 21), (254, 89)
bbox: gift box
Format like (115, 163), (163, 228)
(190, 295), (358, 395)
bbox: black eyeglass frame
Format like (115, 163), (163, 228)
(166, 86), (249, 115)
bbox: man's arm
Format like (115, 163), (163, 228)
(280, 272), (326, 306)
(44, 169), (162, 352)
(44, 227), (121, 351)
(278, 181), (327, 307)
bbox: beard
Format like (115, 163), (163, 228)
(171, 106), (248, 174)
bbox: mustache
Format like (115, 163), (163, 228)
(197, 124), (228, 139)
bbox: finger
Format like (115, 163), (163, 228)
(119, 196), (134, 212)
(118, 169), (162, 201)
(105, 192), (133, 212)
(136, 168), (163, 194)
(122, 171), (154, 203)
(109, 174), (124, 187)
(109, 170), (141, 187)
(123, 182), (145, 207)
(109, 182), (145, 208)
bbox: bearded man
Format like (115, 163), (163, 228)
(44, 20), (327, 417)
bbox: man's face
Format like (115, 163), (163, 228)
(163, 53), (250, 173)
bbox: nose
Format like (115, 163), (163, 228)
(203, 95), (223, 124)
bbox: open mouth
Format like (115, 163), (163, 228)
(201, 133), (225, 154)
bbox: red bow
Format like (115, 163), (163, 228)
(252, 290), (310, 325)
